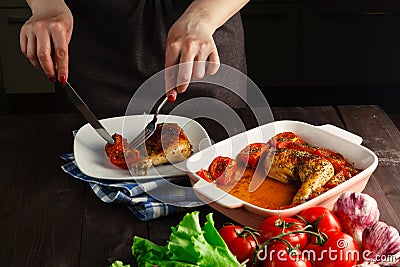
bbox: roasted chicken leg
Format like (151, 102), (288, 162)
(131, 123), (193, 175)
(265, 147), (335, 204)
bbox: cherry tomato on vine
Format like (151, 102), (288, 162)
(218, 224), (259, 265)
(237, 143), (269, 169)
(259, 216), (309, 250)
(262, 243), (312, 267)
(304, 231), (358, 267)
(297, 206), (342, 238)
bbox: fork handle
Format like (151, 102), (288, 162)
(155, 96), (169, 117)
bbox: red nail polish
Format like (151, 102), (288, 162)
(49, 77), (56, 83)
(59, 75), (67, 85)
(167, 94), (176, 103)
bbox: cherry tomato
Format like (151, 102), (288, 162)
(273, 132), (299, 141)
(287, 143), (315, 154)
(342, 164), (362, 179)
(219, 224), (259, 265)
(262, 243), (312, 267)
(315, 148), (346, 173)
(105, 133), (140, 169)
(209, 156), (237, 185)
(259, 216), (309, 250)
(297, 206), (342, 239)
(270, 132), (304, 146)
(237, 143), (269, 169)
(196, 169), (214, 183)
(269, 132), (318, 155)
(304, 231), (358, 267)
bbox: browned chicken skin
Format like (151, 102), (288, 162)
(265, 148), (335, 204)
(131, 123), (193, 175)
(145, 123), (192, 165)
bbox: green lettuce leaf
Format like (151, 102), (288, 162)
(131, 211), (241, 267)
(109, 260), (130, 267)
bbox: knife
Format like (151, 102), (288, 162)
(63, 81), (115, 145)
(248, 147), (275, 192)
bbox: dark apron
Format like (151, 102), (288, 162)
(58, 0), (247, 118)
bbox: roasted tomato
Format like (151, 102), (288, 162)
(269, 132), (318, 154)
(259, 216), (309, 250)
(219, 224), (259, 265)
(105, 133), (140, 169)
(341, 164), (362, 178)
(209, 156), (237, 185)
(315, 148), (346, 173)
(270, 132), (304, 146)
(196, 169), (214, 183)
(237, 143), (269, 168)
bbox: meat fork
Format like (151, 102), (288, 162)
(129, 96), (169, 149)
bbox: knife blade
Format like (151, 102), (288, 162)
(63, 81), (114, 145)
(248, 147), (275, 192)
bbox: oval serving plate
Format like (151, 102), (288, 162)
(74, 114), (211, 181)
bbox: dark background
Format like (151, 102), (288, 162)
(1, 0), (400, 114)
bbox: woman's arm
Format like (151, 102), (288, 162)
(165, 0), (249, 102)
(20, 0), (73, 84)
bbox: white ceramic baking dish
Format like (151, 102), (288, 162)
(186, 120), (379, 228)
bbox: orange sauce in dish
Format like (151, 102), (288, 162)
(218, 167), (300, 209)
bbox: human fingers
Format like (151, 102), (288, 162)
(176, 56), (194, 94)
(20, 30), (29, 63)
(192, 41), (215, 80)
(51, 26), (69, 84)
(24, 31), (42, 71)
(206, 50), (220, 75)
(165, 41), (181, 101)
(192, 60), (206, 80)
(36, 30), (56, 80)
(166, 89), (177, 103)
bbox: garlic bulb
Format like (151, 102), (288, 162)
(333, 191), (380, 249)
(362, 221), (400, 266)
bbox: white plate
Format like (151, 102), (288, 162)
(74, 114), (211, 181)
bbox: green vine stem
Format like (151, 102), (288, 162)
(251, 224), (328, 266)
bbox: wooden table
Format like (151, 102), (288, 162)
(1, 105), (399, 267)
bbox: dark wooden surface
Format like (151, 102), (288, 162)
(0, 105), (399, 267)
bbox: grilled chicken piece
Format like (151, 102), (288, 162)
(265, 148), (334, 204)
(145, 123), (192, 165)
(131, 157), (153, 176)
(293, 156), (335, 204)
(130, 123), (192, 175)
(266, 148), (314, 184)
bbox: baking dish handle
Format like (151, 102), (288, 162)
(317, 124), (363, 145)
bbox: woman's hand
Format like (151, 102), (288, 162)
(164, 0), (249, 102)
(20, 0), (73, 84)
(165, 14), (220, 102)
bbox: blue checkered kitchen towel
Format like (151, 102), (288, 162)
(60, 132), (202, 221)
